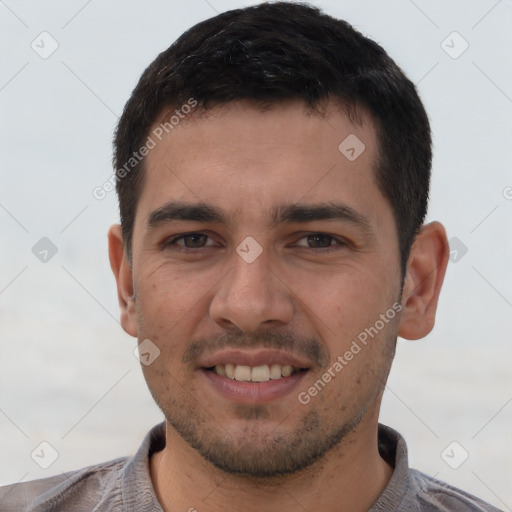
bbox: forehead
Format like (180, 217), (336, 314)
(137, 100), (384, 226)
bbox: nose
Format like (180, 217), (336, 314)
(209, 246), (295, 332)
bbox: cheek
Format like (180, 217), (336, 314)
(293, 264), (396, 340)
(133, 269), (205, 368)
(137, 261), (217, 327)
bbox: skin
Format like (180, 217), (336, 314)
(109, 100), (449, 512)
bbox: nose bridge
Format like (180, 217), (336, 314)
(231, 246), (272, 298)
(210, 242), (294, 331)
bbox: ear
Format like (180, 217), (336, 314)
(398, 221), (449, 340)
(108, 224), (138, 338)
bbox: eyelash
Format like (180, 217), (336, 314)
(163, 232), (348, 252)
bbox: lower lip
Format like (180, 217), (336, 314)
(200, 369), (308, 404)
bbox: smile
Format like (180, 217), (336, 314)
(207, 363), (304, 382)
(197, 349), (312, 402)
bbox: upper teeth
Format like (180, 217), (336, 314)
(214, 364), (296, 382)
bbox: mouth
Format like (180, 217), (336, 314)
(205, 363), (307, 382)
(198, 350), (311, 403)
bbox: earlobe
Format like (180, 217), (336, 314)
(108, 224), (138, 338)
(398, 222), (449, 340)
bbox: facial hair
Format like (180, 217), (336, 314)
(141, 327), (396, 478)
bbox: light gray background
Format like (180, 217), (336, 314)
(1, 0), (511, 509)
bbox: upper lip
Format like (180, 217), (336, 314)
(197, 349), (312, 369)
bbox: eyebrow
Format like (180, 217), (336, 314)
(147, 200), (374, 237)
(148, 201), (226, 227)
(271, 202), (372, 232)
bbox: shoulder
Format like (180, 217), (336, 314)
(406, 469), (504, 512)
(375, 424), (503, 512)
(0, 457), (128, 512)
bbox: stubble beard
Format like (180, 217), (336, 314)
(150, 381), (368, 478)
(144, 345), (395, 479)
(139, 305), (398, 479)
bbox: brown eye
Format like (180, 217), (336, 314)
(165, 233), (217, 249)
(304, 234), (335, 248)
(295, 233), (342, 249)
(176, 234), (210, 248)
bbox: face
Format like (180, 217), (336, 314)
(122, 100), (404, 477)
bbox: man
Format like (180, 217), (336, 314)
(0, 2), (502, 511)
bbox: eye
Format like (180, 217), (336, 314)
(165, 233), (217, 249)
(294, 233), (346, 250)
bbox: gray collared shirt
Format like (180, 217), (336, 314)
(0, 422), (503, 511)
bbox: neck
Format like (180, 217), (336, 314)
(150, 411), (394, 512)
